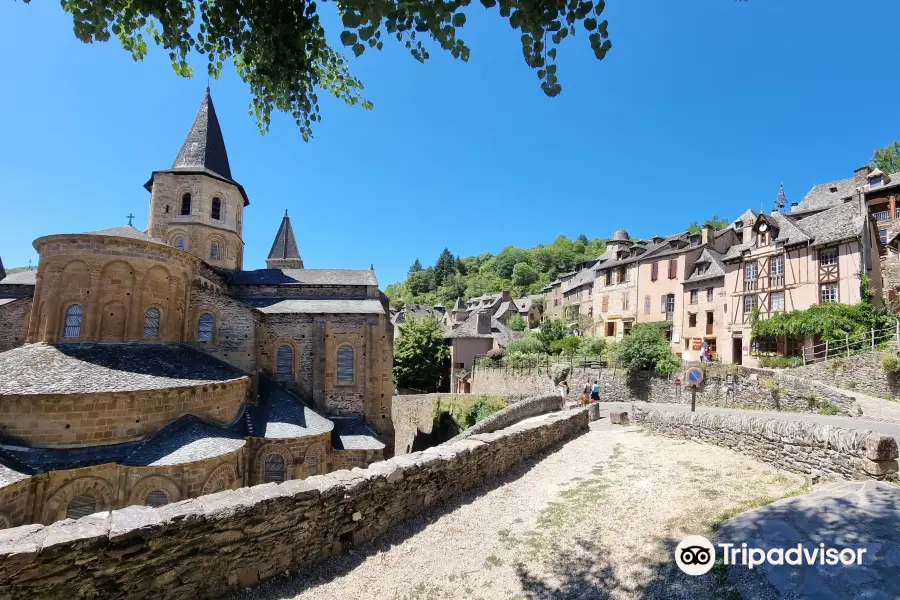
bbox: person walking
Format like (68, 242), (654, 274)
(578, 384), (591, 406)
(590, 379), (601, 402)
(558, 380), (569, 399)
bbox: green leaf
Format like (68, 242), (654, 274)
(340, 31), (357, 46)
(352, 43), (365, 57)
(584, 17), (596, 30)
(452, 13), (466, 26)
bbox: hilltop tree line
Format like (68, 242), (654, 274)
(385, 234), (607, 308)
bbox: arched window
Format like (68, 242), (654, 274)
(337, 345), (354, 384)
(276, 345), (293, 382)
(174, 237), (185, 251)
(210, 242), (220, 260)
(62, 304), (83, 338)
(180, 193), (191, 215)
(307, 455), (318, 476)
(145, 491), (169, 508)
(264, 454), (285, 483)
(211, 197), (221, 220)
(198, 313), (214, 342)
(66, 494), (96, 519)
(143, 307), (161, 339)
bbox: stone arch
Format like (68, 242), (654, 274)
(302, 442), (327, 478)
(169, 229), (189, 251)
(253, 443), (294, 485)
(126, 475), (182, 507)
(200, 463), (238, 496)
(43, 476), (115, 524)
(208, 234), (227, 261)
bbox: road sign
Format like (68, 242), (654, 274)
(686, 367), (704, 386)
(674, 378), (681, 386)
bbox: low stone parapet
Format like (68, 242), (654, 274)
(0, 409), (589, 600)
(443, 394), (562, 445)
(632, 405), (898, 481)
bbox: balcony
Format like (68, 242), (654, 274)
(873, 210), (891, 223)
(770, 275), (784, 288)
(744, 280), (758, 292)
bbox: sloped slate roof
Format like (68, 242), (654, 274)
(122, 415), (245, 467)
(563, 268), (596, 293)
(81, 225), (167, 245)
(173, 90), (232, 180)
(228, 268), (377, 287)
(768, 212), (810, 245)
(246, 299), (385, 315)
(685, 248), (726, 283)
(797, 201), (865, 247)
(0, 269), (36, 286)
(330, 417), (385, 451)
(793, 176), (857, 214)
(267, 211), (302, 261)
(445, 311), (521, 347)
(248, 378), (334, 439)
(0, 343), (248, 395)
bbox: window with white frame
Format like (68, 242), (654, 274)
(771, 255), (784, 277)
(690, 290), (698, 304)
(820, 284), (838, 303)
(771, 291), (785, 312)
(744, 262), (758, 282)
(743, 295), (757, 314)
(820, 248), (838, 266)
(706, 287), (714, 302)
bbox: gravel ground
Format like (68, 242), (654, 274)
(224, 420), (807, 600)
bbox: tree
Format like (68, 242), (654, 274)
(550, 335), (582, 355)
(704, 215), (730, 230)
(44, 0), (611, 139)
(494, 246), (532, 279)
(536, 318), (567, 352)
(576, 234), (589, 245)
(613, 322), (680, 375)
(507, 313), (527, 332)
(508, 334), (545, 355)
(433, 248), (456, 288)
(511, 262), (539, 288)
(393, 316), (450, 391)
(455, 257), (468, 276)
(872, 142), (900, 174)
(409, 258), (423, 272)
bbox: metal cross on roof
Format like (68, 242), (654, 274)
(126, 213), (135, 226)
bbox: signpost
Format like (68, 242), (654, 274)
(686, 367), (704, 412)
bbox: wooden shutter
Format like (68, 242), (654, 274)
(644, 296), (650, 315)
(66, 495), (96, 520)
(145, 491), (169, 508)
(264, 454), (285, 483)
(276, 345), (293, 382)
(602, 296), (609, 312)
(651, 262), (659, 281)
(668, 259), (677, 279)
(337, 345), (354, 383)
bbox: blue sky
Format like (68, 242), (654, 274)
(1, 1), (899, 287)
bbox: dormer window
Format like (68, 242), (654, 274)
(690, 235), (700, 248)
(757, 222), (770, 246)
(829, 186), (838, 193)
(870, 176), (884, 188)
(695, 263), (709, 276)
(734, 221), (743, 231)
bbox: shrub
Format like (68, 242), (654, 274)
(818, 400), (841, 416)
(580, 337), (607, 357)
(536, 318), (567, 353)
(759, 356), (803, 369)
(508, 335), (545, 355)
(481, 348), (506, 367)
(552, 365), (571, 385)
(882, 353), (900, 374)
(508, 352), (542, 368)
(550, 336), (582, 355)
(614, 322), (681, 375)
(506, 313), (527, 332)
(825, 358), (845, 372)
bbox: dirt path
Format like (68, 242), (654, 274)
(229, 420), (807, 600)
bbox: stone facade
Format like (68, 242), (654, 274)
(470, 363), (860, 416)
(0, 297), (30, 353)
(632, 406), (899, 480)
(0, 410), (589, 600)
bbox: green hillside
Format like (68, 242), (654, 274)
(385, 234), (607, 308)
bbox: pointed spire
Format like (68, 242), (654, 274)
(775, 182), (787, 212)
(172, 89), (233, 180)
(265, 210), (304, 270)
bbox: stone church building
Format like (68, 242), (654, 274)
(0, 91), (394, 528)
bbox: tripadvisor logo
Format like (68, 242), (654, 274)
(675, 535), (716, 576)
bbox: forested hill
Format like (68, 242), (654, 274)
(384, 234), (608, 308)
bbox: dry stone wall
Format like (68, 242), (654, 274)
(444, 394), (562, 444)
(0, 409), (589, 600)
(632, 406), (899, 480)
(471, 363), (860, 416)
(784, 350), (900, 400)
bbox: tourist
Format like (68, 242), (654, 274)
(558, 380), (569, 399)
(578, 385), (591, 405)
(590, 380), (601, 402)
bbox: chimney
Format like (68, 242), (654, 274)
(701, 226), (711, 245)
(742, 221), (754, 245)
(855, 165), (873, 185)
(790, 202), (798, 210)
(771, 209), (779, 216)
(476, 311), (491, 335)
(500, 290), (512, 302)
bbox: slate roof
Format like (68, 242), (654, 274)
(81, 225), (166, 245)
(792, 176), (857, 214)
(246, 299), (386, 315)
(563, 268), (597, 293)
(685, 248), (726, 283)
(267, 211), (302, 261)
(0, 269), (37, 286)
(795, 201), (865, 247)
(122, 415), (245, 467)
(391, 303), (443, 326)
(0, 343), (248, 395)
(330, 417), (385, 451)
(0, 438), (143, 476)
(768, 212), (810, 245)
(248, 378), (335, 439)
(144, 90), (249, 206)
(0, 299), (17, 307)
(228, 269), (377, 287)
(445, 311), (521, 347)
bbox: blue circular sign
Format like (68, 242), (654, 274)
(686, 367), (704, 385)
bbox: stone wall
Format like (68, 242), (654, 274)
(0, 378), (250, 447)
(471, 363), (860, 416)
(0, 297), (31, 353)
(632, 406), (899, 480)
(784, 350), (900, 400)
(445, 394), (562, 444)
(0, 410), (589, 600)
(187, 287), (261, 374)
(391, 394), (440, 456)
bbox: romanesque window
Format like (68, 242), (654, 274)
(307, 455), (318, 476)
(198, 313), (214, 342)
(276, 345), (293, 382)
(62, 304), (83, 338)
(143, 307), (161, 339)
(145, 491), (169, 508)
(174, 237), (186, 251)
(181, 193), (192, 216)
(211, 198), (222, 220)
(210, 242), (220, 260)
(264, 454), (285, 483)
(66, 494), (96, 519)
(337, 345), (354, 384)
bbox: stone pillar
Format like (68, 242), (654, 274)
(42, 270), (63, 343)
(84, 268), (102, 342)
(30, 478), (45, 524)
(128, 270), (146, 340)
(26, 272), (44, 342)
(165, 275), (179, 340)
(312, 319), (327, 414)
